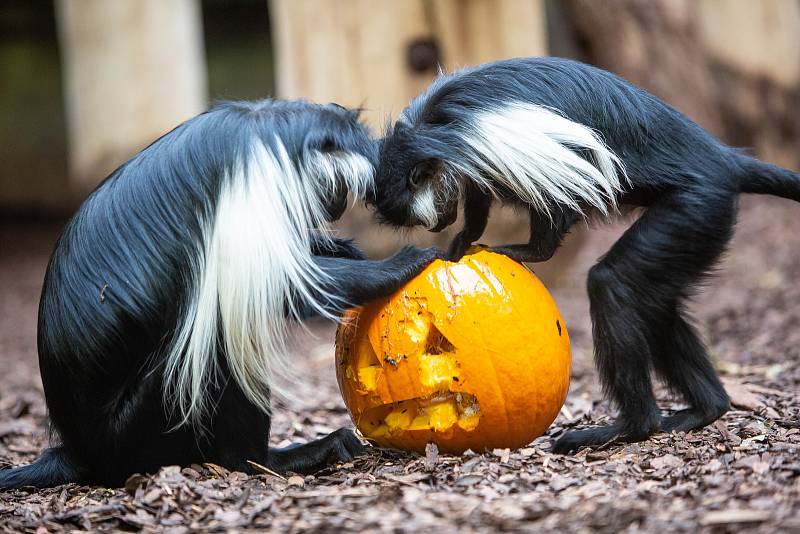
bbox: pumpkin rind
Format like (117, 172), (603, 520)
(335, 250), (571, 453)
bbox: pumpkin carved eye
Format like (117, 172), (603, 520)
(335, 249), (572, 453)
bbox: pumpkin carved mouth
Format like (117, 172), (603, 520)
(361, 391), (481, 439)
(345, 315), (482, 438)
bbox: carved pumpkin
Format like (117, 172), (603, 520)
(335, 249), (571, 453)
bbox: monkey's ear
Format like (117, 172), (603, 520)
(327, 102), (363, 122)
(409, 158), (442, 190)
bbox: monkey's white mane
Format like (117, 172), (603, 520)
(165, 139), (372, 427)
(303, 150), (375, 203)
(452, 102), (627, 218)
(411, 172), (463, 230)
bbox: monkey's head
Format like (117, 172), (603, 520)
(211, 99), (377, 227)
(370, 122), (460, 232)
(291, 102), (377, 222)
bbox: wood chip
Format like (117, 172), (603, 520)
(722, 378), (765, 412)
(424, 442), (439, 472)
(701, 510), (772, 525)
(287, 476), (305, 487)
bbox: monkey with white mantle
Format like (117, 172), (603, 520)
(0, 100), (441, 489)
(370, 57), (800, 453)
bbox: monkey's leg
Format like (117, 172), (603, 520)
(267, 428), (367, 474)
(491, 207), (579, 263)
(207, 379), (366, 474)
(653, 315), (730, 432)
(649, 186), (736, 432)
(447, 187), (493, 261)
(552, 259), (663, 452)
(208, 376), (271, 472)
(554, 186), (736, 452)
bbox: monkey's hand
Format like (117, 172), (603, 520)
(490, 244), (556, 264)
(447, 231), (474, 262)
(266, 428), (368, 474)
(552, 418), (661, 454)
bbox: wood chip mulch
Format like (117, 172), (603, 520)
(1, 196), (798, 532)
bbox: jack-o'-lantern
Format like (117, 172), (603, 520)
(335, 249), (571, 453)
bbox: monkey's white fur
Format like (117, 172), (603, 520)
(410, 186), (438, 229)
(411, 169), (462, 230)
(449, 102), (626, 218)
(165, 140), (372, 427)
(304, 150), (375, 203)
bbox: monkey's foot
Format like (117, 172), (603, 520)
(552, 422), (658, 454)
(266, 428), (368, 474)
(661, 404), (729, 433)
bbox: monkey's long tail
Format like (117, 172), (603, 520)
(0, 447), (78, 490)
(736, 155), (800, 202)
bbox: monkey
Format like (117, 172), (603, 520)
(369, 57), (800, 453)
(0, 99), (441, 489)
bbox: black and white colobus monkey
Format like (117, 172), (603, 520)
(371, 57), (800, 453)
(0, 100), (440, 489)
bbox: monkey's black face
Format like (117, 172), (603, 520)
(372, 125), (459, 232)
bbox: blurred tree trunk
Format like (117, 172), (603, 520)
(560, 0), (800, 169)
(55, 0), (208, 195)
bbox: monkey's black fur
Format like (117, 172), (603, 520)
(0, 100), (440, 489)
(371, 57), (800, 453)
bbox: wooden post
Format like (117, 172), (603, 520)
(270, 0), (547, 129)
(55, 0), (207, 193)
(433, 0), (547, 68)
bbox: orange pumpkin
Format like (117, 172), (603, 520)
(335, 249), (571, 454)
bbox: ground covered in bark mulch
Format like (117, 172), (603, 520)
(1, 196), (798, 532)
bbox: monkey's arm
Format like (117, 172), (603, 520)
(447, 186), (493, 261)
(492, 207), (579, 263)
(298, 246), (441, 317)
(311, 234), (368, 260)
